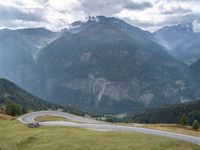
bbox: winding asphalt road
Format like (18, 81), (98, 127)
(18, 111), (200, 146)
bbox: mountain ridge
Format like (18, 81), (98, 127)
(0, 16), (199, 115)
(35, 16), (192, 114)
(0, 78), (59, 110)
(154, 23), (200, 65)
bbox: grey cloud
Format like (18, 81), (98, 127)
(121, 17), (155, 30)
(0, 5), (44, 21)
(121, 13), (200, 32)
(160, 6), (192, 15)
(80, 0), (152, 16)
(0, 0), (199, 33)
(162, 14), (200, 25)
(193, 19), (200, 32)
(124, 1), (152, 10)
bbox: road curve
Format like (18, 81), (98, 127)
(18, 111), (200, 146)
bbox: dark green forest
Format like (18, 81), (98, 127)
(0, 78), (59, 110)
(0, 78), (89, 116)
(130, 100), (200, 125)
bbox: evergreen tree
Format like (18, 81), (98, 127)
(21, 107), (28, 114)
(192, 120), (199, 130)
(180, 114), (188, 126)
(5, 100), (22, 116)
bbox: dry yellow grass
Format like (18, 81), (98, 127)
(0, 113), (15, 121)
(34, 115), (73, 122)
(116, 123), (200, 137)
(141, 124), (200, 137)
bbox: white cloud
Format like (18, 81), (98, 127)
(193, 19), (200, 32)
(0, 0), (199, 32)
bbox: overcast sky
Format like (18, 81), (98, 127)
(0, 0), (200, 32)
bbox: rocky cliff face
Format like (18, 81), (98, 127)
(0, 16), (197, 115)
(36, 16), (191, 114)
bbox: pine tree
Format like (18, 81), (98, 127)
(21, 107), (27, 114)
(180, 114), (188, 126)
(192, 120), (199, 130)
(5, 100), (22, 116)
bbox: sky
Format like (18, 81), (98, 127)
(0, 0), (200, 32)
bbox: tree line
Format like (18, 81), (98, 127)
(128, 100), (200, 129)
(5, 100), (27, 116)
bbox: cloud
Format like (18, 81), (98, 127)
(0, 5), (43, 21)
(124, 1), (152, 10)
(193, 19), (200, 32)
(79, 0), (152, 16)
(160, 6), (191, 15)
(0, 0), (200, 32)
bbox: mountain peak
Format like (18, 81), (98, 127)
(176, 23), (193, 32)
(156, 23), (193, 33)
(64, 15), (149, 37)
(65, 16), (120, 33)
(84, 16), (100, 23)
(70, 16), (114, 27)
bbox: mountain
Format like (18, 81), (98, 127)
(131, 100), (200, 125)
(0, 28), (59, 95)
(36, 16), (191, 114)
(0, 78), (59, 110)
(0, 78), (88, 116)
(154, 23), (200, 65)
(0, 28), (37, 91)
(16, 28), (60, 57)
(189, 58), (200, 98)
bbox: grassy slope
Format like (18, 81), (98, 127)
(141, 124), (200, 137)
(0, 113), (15, 121)
(0, 108), (15, 120)
(0, 120), (200, 150)
(116, 123), (200, 137)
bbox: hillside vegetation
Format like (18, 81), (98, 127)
(0, 78), (91, 117)
(131, 100), (200, 125)
(0, 78), (59, 110)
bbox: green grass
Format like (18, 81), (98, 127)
(0, 120), (200, 150)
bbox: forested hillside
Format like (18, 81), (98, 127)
(130, 100), (200, 125)
(0, 78), (59, 110)
(0, 78), (91, 117)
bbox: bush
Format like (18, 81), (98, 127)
(192, 120), (199, 130)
